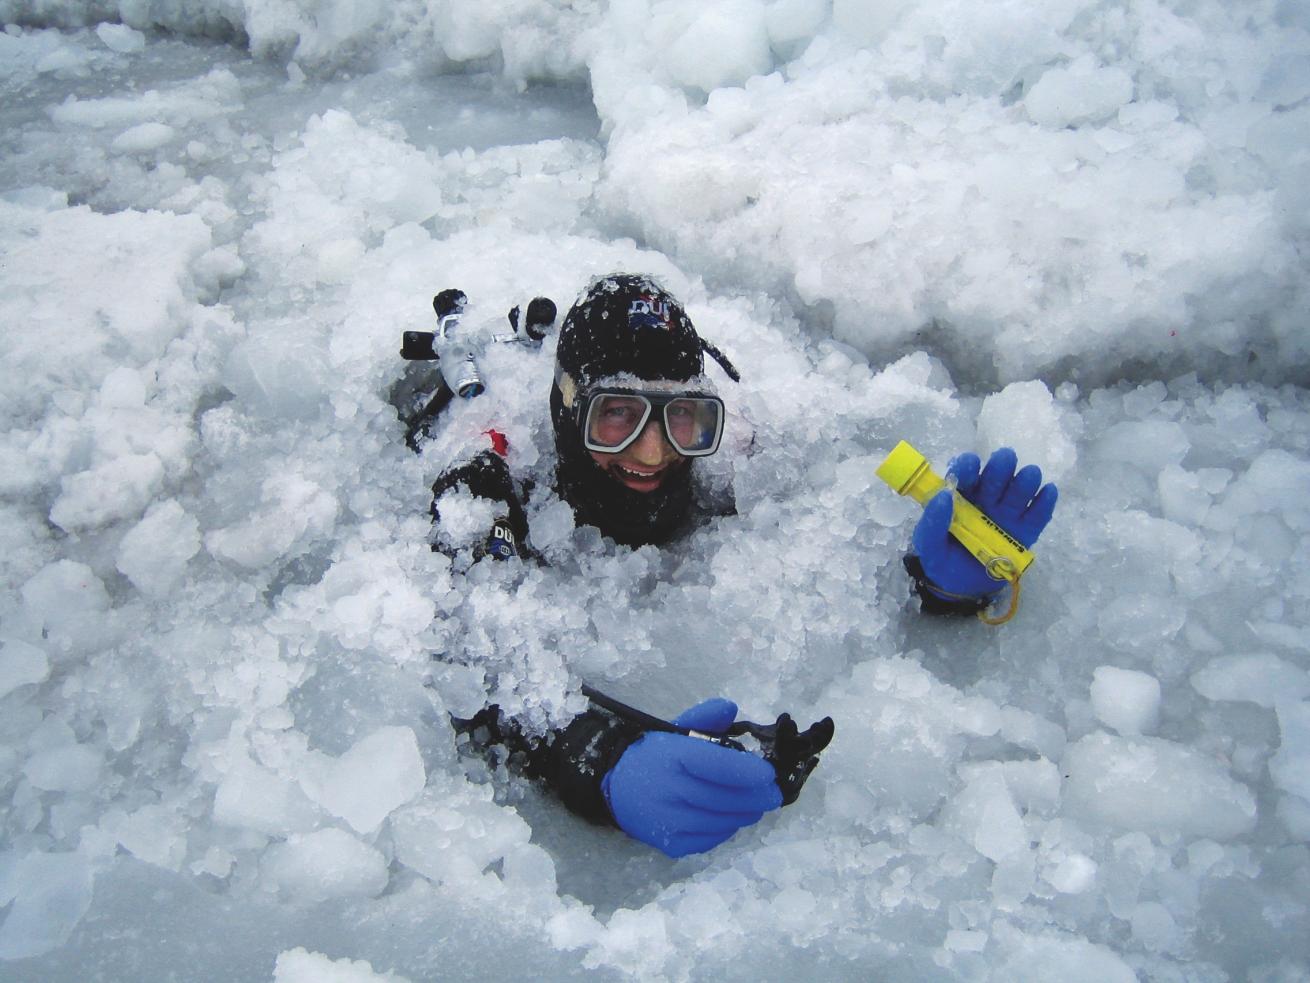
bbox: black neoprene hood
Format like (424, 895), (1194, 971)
(554, 273), (705, 391)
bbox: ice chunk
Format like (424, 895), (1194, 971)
(116, 499), (202, 598)
(944, 929), (988, 953)
(584, 906), (674, 980)
(529, 498), (577, 555)
(0, 638), (50, 700)
(998, 706), (1067, 762)
(820, 659), (964, 820)
(213, 756), (324, 836)
(244, 109), (443, 279)
(1213, 449), (1310, 532)
(433, 487), (499, 551)
(1063, 732), (1257, 840)
(99, 804), (188, 871)
(970, 759), (1063, 814)
(392, 785), (534, 887)
(3, 200), (212, 418)
(1096, 593), (1186, 649)
(221, 332), (332, 422)
(19, 560), (112, 657)
(1279, 792), (1310, 840)
(945, 769), (1029, 853)
(1246, 618), (1310, 653)
(1270, 701), (1310, 802)
(316, 237), (366, 283)
(1191, 653), (1310, 708)
(0, 851), (94, 960)
(206, 473), (338, 568)
(99, 365), (148, 407)
(111, 122), (176, 154)
(1090, 666), (1161, 735)
(260, 828), (389, 901)
(1045, 853), (1097, 894)
(832, 0), (914, 46)
(427, 661), (490, 721)
(1258, 50), (1310, 107)
(998, 926), (1137, 983)
(274, 947), (412, 983)
(297, 727), (426, 834)
(662, 3), (773, 94)
(502, 842), (560, 894)
(765, 0), (828, 47)
(1025, 57), (1135, 128)
(976, 381), (1077, 482)
(1131, 900), (1180, 953)
(95, 23), (147, 54)
(49, 452), (165, 531)
(23, 744), (103, 793)
(1157, 464), (1216, 526)
(1090, 420), (1189, 473)
(944, 767), (1037, 905)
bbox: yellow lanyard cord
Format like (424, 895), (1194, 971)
(978, 575), (1021, 626)
(924, 557), (1023, 626)
(977, 556), (1021, 626)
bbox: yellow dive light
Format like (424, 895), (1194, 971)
(876, 440), (1034, 583)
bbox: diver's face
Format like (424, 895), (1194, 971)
(589, 417), (687, 493)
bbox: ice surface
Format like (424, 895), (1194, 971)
(0, 5), (1307, 982)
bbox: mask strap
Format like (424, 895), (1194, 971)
(701, 339), (741, 383)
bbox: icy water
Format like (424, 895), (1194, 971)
(2, 7), (1309, 983)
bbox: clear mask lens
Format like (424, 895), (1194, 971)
(583, 392), (723, 456)
(662, 397), (721, 454)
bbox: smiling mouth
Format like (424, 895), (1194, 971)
(612, 463), (668, 490)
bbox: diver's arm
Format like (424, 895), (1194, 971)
(430, 446), (530, 561)
(453, 705), (636, 825)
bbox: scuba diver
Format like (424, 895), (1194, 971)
(401, 273), (1059, 859)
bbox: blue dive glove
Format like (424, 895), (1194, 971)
(601, 698), (784, 858)
(911, 447), (1058, 600)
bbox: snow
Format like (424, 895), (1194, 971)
(0, 2), (1307, 981)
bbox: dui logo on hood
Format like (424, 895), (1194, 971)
(627, 295), (673, 330)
